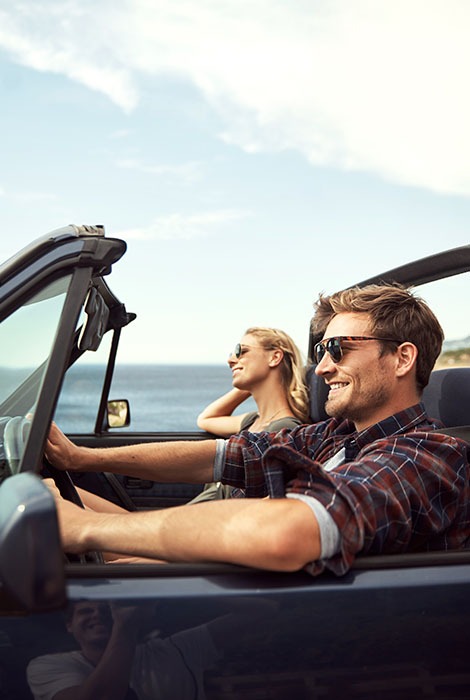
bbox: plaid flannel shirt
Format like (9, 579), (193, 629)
(221, 403), (470, 576)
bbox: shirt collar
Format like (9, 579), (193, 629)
(348, 402), (428, 451)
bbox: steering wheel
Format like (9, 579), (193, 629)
(4, 415), (31, 475)
(3, 416), (103, 564)
(43, 460), (104, 564)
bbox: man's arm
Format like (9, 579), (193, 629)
(46, 480), (321, 572)
(46, 422), (217, 484)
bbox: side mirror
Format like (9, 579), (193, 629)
(107, 399), (130, 429)
(0, 473), (66, 612)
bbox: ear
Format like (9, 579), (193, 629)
(268, 349), (284, 368)
(395, 342), (418, 378)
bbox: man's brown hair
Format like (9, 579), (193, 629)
(311, 284), (444, 391)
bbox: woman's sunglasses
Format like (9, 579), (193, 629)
(230, 343), (280, 359)
(313, 336), (400, 364)
(230, 343), (252, 359)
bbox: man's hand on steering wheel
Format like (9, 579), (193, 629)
(45, 421), (81, 471)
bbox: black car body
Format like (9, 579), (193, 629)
(0, 225), (469, 699)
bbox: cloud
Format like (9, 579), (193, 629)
(0, 185), (56, 202)
(116, 158), (204, 183)
(117, 209), (250, 241)
(1, 1), (469, 194)
(109, 129), (133, 140)
(0, 2), (137, 111)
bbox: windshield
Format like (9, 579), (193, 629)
(0, 276), (72, 479)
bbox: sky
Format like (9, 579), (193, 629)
(0, 0), (469, 364)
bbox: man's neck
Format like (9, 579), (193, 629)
(353, 398), (420, 433)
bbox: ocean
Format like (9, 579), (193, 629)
(54, 364), (257, 433)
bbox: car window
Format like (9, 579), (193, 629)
(0, 276), (72, 477)
(54, 334), (112, 433)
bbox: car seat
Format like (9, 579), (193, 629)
(421, 367), (470, 440)
(306, 365), (329, 424)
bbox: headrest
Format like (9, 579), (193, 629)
(422, 368), (470, 428)
(306, 364), (329, 423)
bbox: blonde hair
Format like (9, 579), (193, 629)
(244, 327), (309, 421)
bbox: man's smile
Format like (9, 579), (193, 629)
(328, 382), (349, 394)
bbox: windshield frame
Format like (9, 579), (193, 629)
(0, 267), (95, 477)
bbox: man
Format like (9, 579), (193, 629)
(27, 599), (259, 700)
(45, 284), (470, 576)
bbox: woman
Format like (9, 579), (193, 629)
(197, 326), (310, 436)
(192, 327), (310, 503)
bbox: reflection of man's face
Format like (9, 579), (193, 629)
(67, 602), (112, 648)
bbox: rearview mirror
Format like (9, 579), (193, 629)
(78, 287), (110, 352)
(0, 473), (66, 612)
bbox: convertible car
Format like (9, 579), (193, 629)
(0, 225), (469, 699)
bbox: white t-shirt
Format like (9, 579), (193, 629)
(27, 624), (220, 700)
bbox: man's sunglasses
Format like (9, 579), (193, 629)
(313, 336), (401, 364)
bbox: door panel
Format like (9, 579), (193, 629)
(67, 432), (208, 508)
(2, 566), (470, 699)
